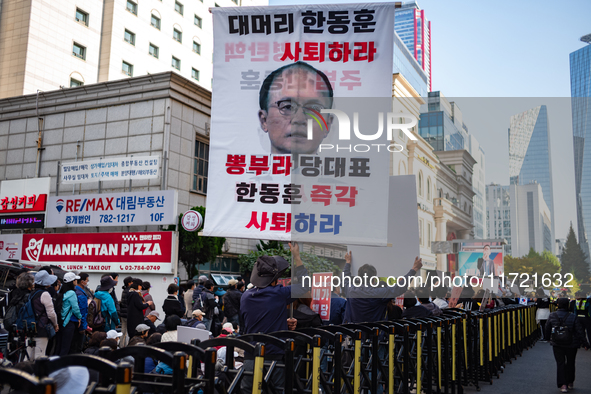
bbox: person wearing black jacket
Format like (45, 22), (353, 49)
(200, 281), (218, 331)
(545, 297), (590, 392)
(192, 275), (208, 311)
(223, 280), (242, 329)
(162, 284), (184, 321)
(401, 291), (433, 319)
(126, 279), (153, 339)
(119, 276), (133, 347)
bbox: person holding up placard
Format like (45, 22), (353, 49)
(342, 251), (422, 323)
(240, 242), (309, 393)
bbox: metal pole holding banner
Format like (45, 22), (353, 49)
(56, 161), (60, 196)
(161, 151), (168, 191)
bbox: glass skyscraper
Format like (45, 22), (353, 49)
(570, 34), (591, 265)
(508, 105), (555, 253)
(395, 1), (431, 91)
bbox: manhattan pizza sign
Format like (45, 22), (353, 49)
(20, 232), (174, 273)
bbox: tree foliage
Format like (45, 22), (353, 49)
(166, 206), (226, 279)
(504, 247), (560, 284)
(238, 242), (340, 278)
(560, 224), (591, 283)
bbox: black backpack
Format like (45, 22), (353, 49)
(551, 313), (574, 345)
(4, 291), (31, 328)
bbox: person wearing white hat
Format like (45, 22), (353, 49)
(106, 329), (123, 347)
(29, 270), (59, 359)
(58, 272), (83, 356)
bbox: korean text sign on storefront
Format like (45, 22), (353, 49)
(204, 4), (395, 245)
(46, 190), (178, 228)
(20, 232), (175, 273)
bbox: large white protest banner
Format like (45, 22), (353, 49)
(204, 3), (396, 245)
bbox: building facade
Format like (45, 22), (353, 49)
(508, 105), (555, 253)
(394, 1), (431, 91)
(392, 74), (476, 272)
(468, 134), (487, 239)
(0, 71), (258, 303)
(486, 184), (512, 255)
(418, 91), (486, 240)
(485, 182), (552, 257)
(510, 183), (553, 257)
(570, 34), (591, 266)
(0, 0), (267, 99)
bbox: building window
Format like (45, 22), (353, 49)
(193, 41), (201, 54)
(151, 14), (161, 30)
(72, 42), (86, 60)
(122, 61), (133, 76)
(126, 0), (137, 15)
(149, 43), (159, 58)
(171, 56), (181, 70)
(124, 29), (135, 45)
(427, 177), (431, 201)
(419, 219), (424, 246)
(427, 222), (431, 248)
(418, 171), (423, 197)
(174, 1), (184, 15)
(70, 78), (83, 87)
(192, 68), (200, 81)
(193, 139), (209, 193)
(194, 15), (202, 28)
(75, 8), (88, 26)
(173, 28), (182, 43)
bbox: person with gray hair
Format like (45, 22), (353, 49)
(4, 272), (35, 328)
(192, 275), (209, 311)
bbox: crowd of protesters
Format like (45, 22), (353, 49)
(1, 266), (241, 364)
(2, 243), (591, 394)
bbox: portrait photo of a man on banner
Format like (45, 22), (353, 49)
(258, 62), (334, 155)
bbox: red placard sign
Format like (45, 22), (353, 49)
(21, 232), (174, 273)
(310, 272), (332, 321)
(0, 194), (47, 213)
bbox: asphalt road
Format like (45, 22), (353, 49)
(463, 341), (591, 394)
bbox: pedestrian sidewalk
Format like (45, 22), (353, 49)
(464, 341), (591, 394)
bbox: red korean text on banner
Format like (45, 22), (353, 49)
(310, 272), (332, 321)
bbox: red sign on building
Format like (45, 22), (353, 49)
(20, 232), (174, 273)
(0, 194), (47, 213)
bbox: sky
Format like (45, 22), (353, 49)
(268, 0), (591, 242)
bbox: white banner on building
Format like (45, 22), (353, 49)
(203, 4), (395, 245)
(60, 156), (160, 184)
(45, 190), (178, 228)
